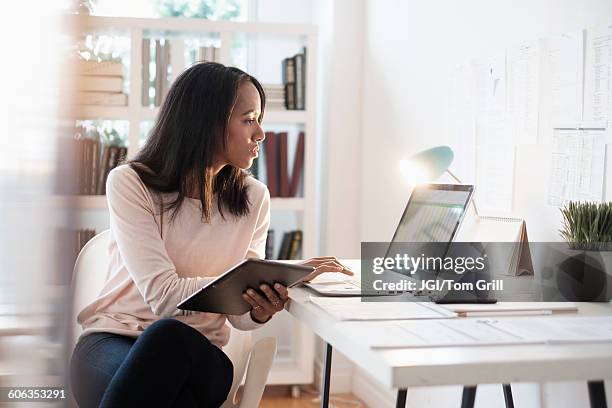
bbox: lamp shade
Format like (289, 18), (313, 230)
(399, 146), (454, 184)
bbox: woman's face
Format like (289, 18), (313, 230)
(221, 81), (265, 170)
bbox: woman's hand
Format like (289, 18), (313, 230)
(299, 256), (354, 282)
(242, 283), (289, 324)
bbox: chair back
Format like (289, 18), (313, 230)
(70, 229), (111, 351)
(70, 229), (254, 405)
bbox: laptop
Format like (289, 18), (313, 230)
(304, 184), (475, 296)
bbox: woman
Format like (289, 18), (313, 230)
(70, 62), (352, 408)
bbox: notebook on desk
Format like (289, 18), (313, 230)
(455, 214), (533, 277)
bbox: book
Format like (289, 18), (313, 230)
(154, 39), (163, 107)
(142, 38), (150, 106)
(265, 229), (275, 260)
(289, 131), (305, 197)
(285, 83), (296, 110)
(264, 131), (278, 196)
(278, 132), (289, 197)
(77, 76), (123, 92)
(74, 91), (127, 106)
(282, 57), (296, 109)
(281, 49), (306, 110)
(75, 138), (84, 194)
(82, 139), (92, 194)
(288, 230), (303, 260)
(161, 40), (171, 103)
(282, 57), (295, 83)
(294, 53), (305, 110)
(96, 145), (111, 195)
(168, 38), (185, 84)
(77, 60), (122, 76)
(90, 138), (100, 195)
(198, 46), (219, 63)
(278, 231), (292, 260)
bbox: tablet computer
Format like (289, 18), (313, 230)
(177, 259), (315, 315)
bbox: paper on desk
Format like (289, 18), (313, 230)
(309, 296), (456, 321)
(358, 316), (612, 349)
(492, 316), (612, 344)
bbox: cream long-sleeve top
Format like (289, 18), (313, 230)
(77, 164), (271, 348)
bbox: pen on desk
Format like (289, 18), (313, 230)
(459, 310), (554, 317)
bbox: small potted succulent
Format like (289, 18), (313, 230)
(556, 201), (612, 301)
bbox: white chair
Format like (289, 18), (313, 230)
(71, 229), (277, 408)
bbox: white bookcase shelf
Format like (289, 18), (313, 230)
(65, 13), (318, 387)
(70, 106), (308, 123)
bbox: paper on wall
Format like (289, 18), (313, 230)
(540, 31), (585, 144)
(446, 63), (477, 183)
(472, 53), (507, 115)
(475, 114), (515, 213)
(584, 24), (612, 125)
(547, 127), (606, 205)
(472, 54), (515, 213)
(507, 41), (541, 144)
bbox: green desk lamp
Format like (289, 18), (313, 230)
(399, 145), (479, 215)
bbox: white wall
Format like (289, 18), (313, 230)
(356, 1), (612, 407)
(360, 0), (612, 243)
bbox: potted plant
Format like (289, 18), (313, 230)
(556, 201), (612, 301)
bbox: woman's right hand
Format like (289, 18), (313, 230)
(242, 282), (289, 323)
(299, 256), (354, 282)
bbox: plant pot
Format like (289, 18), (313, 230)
(555, 247), (612, 302)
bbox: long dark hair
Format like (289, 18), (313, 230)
(130, 62), (266, 223)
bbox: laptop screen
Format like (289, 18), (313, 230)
(390, 184), (474, 244)
(383, 184), (474, 279)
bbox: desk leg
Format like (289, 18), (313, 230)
(503, 384), (514, 408)
(461, 386), (477, 408)
(320, 343), (332, 408)
(396, 389), (407, 408)
(588, 381), (608, 408)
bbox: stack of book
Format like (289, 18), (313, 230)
(278, 230), (303, 260)
(197, 45), (221, 63)
(75, 136), (127, 195)
(74, 59), (127, 106)
(263, 229), (303, 260)
(282, 47), (306, 110)
(263, 84), (286, 110)
(263, 131), (305, 197)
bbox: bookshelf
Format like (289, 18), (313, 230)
(62, 14), (318, 386)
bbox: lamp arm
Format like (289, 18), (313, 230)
(444, 169), (479, 216)
(445, 169), (462, 184)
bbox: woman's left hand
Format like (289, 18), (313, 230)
(299, 257), (354, 282)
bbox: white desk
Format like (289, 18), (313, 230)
(285, 265), (612, 408)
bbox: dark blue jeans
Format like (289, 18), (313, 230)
(70, 318), (233, 408)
